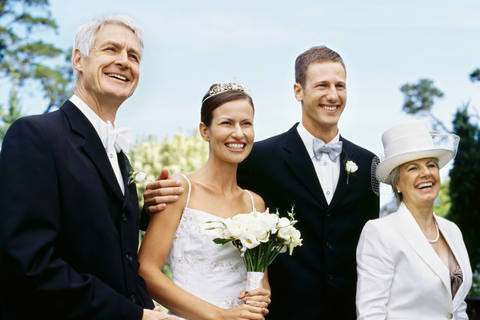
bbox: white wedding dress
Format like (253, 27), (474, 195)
(167, 175), (254, 318)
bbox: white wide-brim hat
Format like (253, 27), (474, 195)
(376, 120), (459, 184)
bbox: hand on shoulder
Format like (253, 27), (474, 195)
(143, 168), (184, 214)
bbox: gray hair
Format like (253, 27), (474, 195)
(389, 157), (439, 205)
(72, 15), (144, 89)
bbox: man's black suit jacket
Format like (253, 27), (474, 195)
(0, 100), (153, 319)
(237, 124), (379, 320)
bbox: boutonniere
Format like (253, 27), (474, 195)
(125, 153), (147, 185)
(128, 171), (147, 185)
(343, 150), (358, 185)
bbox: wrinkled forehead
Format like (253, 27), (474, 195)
(93, 23), (143, 55)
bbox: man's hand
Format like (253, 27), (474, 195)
(143, 168), (183, 214)
(142, 307), (183, 319)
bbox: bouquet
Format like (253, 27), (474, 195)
(206, 207), (302, 291)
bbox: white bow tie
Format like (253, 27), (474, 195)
(100, 120), (131, 154)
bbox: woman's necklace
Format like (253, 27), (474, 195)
(426, 215), (440, 244)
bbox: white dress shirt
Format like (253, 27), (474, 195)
(70, 95), (126, 195)
(297, 122), (341, 204)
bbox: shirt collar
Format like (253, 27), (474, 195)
(70, 94), (108, 143)
(297, 122), (341, 159)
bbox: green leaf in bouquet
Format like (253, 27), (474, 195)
(212, 238), (233, 245)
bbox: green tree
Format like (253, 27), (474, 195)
(470, 68), (480, 83)
(448, 107), (480, 272)
(0, 0), (72, 141)
(400, 79), (448, 131)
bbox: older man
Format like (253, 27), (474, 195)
(0, 16), (176, 320)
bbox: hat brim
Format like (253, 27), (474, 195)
(376, 148), (454, 184)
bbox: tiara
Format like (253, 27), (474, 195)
(202, 79), (252, 104)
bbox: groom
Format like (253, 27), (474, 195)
(235, 46), (379, 319)
(143, 46), (379, 319)
(0, 16), (176, 320)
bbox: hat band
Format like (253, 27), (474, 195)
(384, 134), (434, 159)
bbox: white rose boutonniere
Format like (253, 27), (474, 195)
(128, 171), (147, 185)
(345, 160), (358, 185)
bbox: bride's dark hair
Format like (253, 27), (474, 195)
(201, 85), (254, 127)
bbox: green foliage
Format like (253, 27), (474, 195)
(470, 270), (480, 297)
(433, 180), (450, 218)
(0, 0), (73, 142)
(128, 129), (210, 208)
(447, 107), (480, 278)
(400, 79), (448, 131)
(400, 79), (444, 114)
(0, 83), (20, 140)
(470, 68), (480, 83)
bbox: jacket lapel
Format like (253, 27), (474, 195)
(437, 218), (471, 310)
(118, 151), (135, 210)
(328, 136), (355, 210)
(61, 100), (123, 202)
(283, 124), (328, 209)
(396, 203), (451, 295)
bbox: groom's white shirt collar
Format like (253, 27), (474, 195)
(297, 122), (341, 204)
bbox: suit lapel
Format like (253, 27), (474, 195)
(396, 203), (451, 295)
(438, 218), (470, 309)
(61, 100), (123, 202)
(118, 151), (135, 210)
(328, 137), (355, 210)
(283, 125), (328, 209)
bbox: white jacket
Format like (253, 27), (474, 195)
(356, 202), (472, 320)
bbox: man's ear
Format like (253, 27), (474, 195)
(72, 49), (84, 72)
(293, 83), (303, 102)
(199, 122), (210, 142)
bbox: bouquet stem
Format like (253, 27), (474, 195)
(246, 271), (264, 292)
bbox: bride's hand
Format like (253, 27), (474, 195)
(238, 288), (271, 313)
(221, 304), (266, 320)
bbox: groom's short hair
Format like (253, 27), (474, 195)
(72, 15), (144, 89)
(295, 46), (345, 88)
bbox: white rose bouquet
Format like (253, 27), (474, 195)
(206, 207), (302, 291)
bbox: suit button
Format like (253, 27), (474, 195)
(125, 254), (132, 262)
(130, 293), (136, 302)
(326, 242), (332, 249)
(328, 273), (333, 280)
(446, 313), (453, 319)
(121, 213), (127, 221)
(326, 212), (331, 217)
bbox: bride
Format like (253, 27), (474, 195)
(138, 82), (271, 320)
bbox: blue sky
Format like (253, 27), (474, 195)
(3, 0), (480, 204)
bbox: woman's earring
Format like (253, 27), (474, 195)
(397, 189), (401, 193)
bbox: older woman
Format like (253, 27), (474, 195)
(356, 120), (472, 320)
